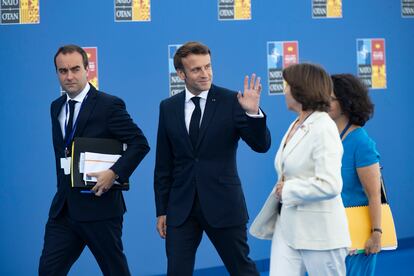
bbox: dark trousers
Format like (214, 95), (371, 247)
(166, 196), (259, 276)
(39, 210), (130, 276)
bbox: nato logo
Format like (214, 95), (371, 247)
(1, 0), (40, 25)
(267, 41), (299, 95)
(114, 0), (151, 22)
(218, 0), (251, 21)
(168, 45), (185, 96)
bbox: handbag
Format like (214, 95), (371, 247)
(345, 173), (397, 251)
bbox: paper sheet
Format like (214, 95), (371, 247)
(82, 152), (121, 182)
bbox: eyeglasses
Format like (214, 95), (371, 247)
(330, 96), (338, 101)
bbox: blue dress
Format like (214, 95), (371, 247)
(341, 128), (380, 276)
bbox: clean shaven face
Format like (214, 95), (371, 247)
(55, 51), (89, 98)
(177, 54), (213, 95)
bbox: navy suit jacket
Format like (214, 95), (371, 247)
(154, 84), (271, 228)
(49, 84), (150, 221)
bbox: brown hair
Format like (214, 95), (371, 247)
(54, 44), (89, 71)
(174, 41), (211, 72)
(282, 63), (332, 112)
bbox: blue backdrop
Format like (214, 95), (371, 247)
(0, 1), (413, 275)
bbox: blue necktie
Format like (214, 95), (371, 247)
(65, 100), (77, 139)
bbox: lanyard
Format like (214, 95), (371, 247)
(64, 94), (88, 157)
(340, 121), (352, 139)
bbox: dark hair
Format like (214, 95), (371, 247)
(282, 63), (332, 112)
(54, 44), (89, 71)
(174, 41), (211, 72)
(331, 74), (374, 126)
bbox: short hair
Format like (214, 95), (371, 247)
(331, 74), (374, 126)
(54, 44), (89, 71)
(282, 63), (332, 112)
(174, 41), (211, 72)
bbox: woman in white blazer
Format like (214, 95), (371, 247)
(250, 63), (351, 276)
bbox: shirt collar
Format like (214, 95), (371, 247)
(185, 86), (209, 103)
(66, 82), (90, 103)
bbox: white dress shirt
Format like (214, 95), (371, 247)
(184, 87), (208, 133)
(58, 83), (90, 137)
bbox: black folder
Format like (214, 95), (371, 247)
(71, 137), (129, 190)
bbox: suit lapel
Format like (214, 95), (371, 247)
(282, 122), (309, 160)
(52, 95), (66, 144)
(174, 91), (193, 150)
(280, 113), (321, 165)
(275, 130), (289, 175)
(196, 86), (219, 149)
(73, 86), (98, 138)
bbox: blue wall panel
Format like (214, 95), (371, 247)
(0, 1), (413, 275)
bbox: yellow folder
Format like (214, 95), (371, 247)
(345, 203), (397, 251)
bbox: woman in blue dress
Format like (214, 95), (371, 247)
(329, 74), (382, 276)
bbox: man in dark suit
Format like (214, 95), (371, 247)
(39, 45), (150, 275)
(154, 41), (271, 275)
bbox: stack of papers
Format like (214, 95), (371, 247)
(80, 152), (121, 182)
(71, 137), (130, 190)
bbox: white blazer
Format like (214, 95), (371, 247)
(250, 111), (351, 250)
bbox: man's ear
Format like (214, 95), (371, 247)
(177, 69), (186, 81)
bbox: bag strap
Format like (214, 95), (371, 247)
(380, 166), (388, 204)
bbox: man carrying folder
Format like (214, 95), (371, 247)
(39, 44), (150, 276)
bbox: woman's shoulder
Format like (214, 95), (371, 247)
(347, 127), (375, 145)
(348, 128), (380, 164)
(309, 112), (337, 132)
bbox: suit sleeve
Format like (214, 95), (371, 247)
(108, 97), (150, 183)
(282, 122), (343, 206)
(154, 101), (174, 217)
(50, 102), (61, 187)
(233, 96), (271, 153)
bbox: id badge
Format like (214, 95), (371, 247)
(60, 157), (71, 175)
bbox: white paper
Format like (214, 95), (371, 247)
(83, 152), (121, 182)
(79, 153), (85, 173)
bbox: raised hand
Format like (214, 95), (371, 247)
(237, 74), (262, 114)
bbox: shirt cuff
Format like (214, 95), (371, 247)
(246, 108), (264, 118)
